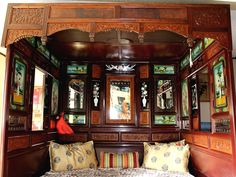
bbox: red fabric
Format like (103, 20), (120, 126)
(56, 113), (74, 134)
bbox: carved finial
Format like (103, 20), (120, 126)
(187, 37), (194, 68)
(187, 37), (194, 48)
(89, 32), (95, 42)
(41, 36), (47, 45)
(138, 33), (144, 43)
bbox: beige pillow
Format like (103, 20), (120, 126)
(155, 139), (185, 146)
(142, 142), (190, 173)
(49, 141), (98, 171)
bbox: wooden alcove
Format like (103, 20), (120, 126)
(1, 2), (236, 177)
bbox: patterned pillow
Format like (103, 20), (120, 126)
(49, 141), (98, 171)
(99, 151), (139, 168)
(155, 139), (185, 146)
(142, 142), (190, 173)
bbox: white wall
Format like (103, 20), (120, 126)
(231, 10), (236, 58)
(200, 102), (211, 122)
(0, 53), (6, 177)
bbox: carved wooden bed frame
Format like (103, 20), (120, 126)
(1, 2), (236, 177)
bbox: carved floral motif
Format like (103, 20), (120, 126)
(95, 23), (139, 33)
(6, 29), (43, 46)
(121, 133), (149, 141)
(47, 23), (91, 35)
(11, 8), (44, 25)
(192, 8), (228, 28)
(152, 133), (179, 142)
(210, 137), (232, 154)
(143, 23), (188, 37)
(192, 31), (230, 49)
(91, 133), (118, 141)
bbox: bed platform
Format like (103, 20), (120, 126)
(41, 168), (194, 177)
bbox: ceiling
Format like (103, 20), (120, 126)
(47, 29), (189, 62)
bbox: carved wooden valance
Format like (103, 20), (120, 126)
(1, 3), (232, 49)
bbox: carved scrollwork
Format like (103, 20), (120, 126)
(121, 133), (149, 141)
(192, 8), (228, 28)
(47, 23), (91, 36)
(210, 137), (232, 154)
(192, 31), (230, 49)
(152, 133), (179, 142)
(91, 133), (118, 141)
(95, 23), (139, 33)
(6, 29), (43, 46)
(11, 8), (44, 25)
(143, 23), (188, 37)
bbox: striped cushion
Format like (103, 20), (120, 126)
(99, 151), (139, 168)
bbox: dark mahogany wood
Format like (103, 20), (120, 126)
(8, 146), (50, 177)
(1, 3), (236, 177)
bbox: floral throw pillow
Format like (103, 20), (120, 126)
(49, 141), (98, 171)
(142, 142), (190, 173)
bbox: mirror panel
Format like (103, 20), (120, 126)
(190, 67), (211, 132)
(155, 79), (175, 112)
(68, 79), (85, 111)
(32, 68), (46, 131)
(198, 67), (211, 132)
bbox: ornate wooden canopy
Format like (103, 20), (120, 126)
(1, 3), (232, 50)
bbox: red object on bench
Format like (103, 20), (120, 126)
(56, 112), (74, 134)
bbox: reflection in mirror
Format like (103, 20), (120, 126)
(68, 79), (85, 110)
(156, 79), (174, 111)
(110, 81), (131, 120)
(198, 67), (211, 131)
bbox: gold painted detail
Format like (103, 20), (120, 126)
(11, 8), (44, 25)
(95, 23), (139, 33)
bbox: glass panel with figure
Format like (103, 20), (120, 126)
(155, 79), (175, 112)
(106, 76), (135, 124)
(198, 67), (211, 131)
(181, 79), (189, 118)
(32, 68), (46, 131)
(68, 79), (85, 111)
(51, 79), (59, 115)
